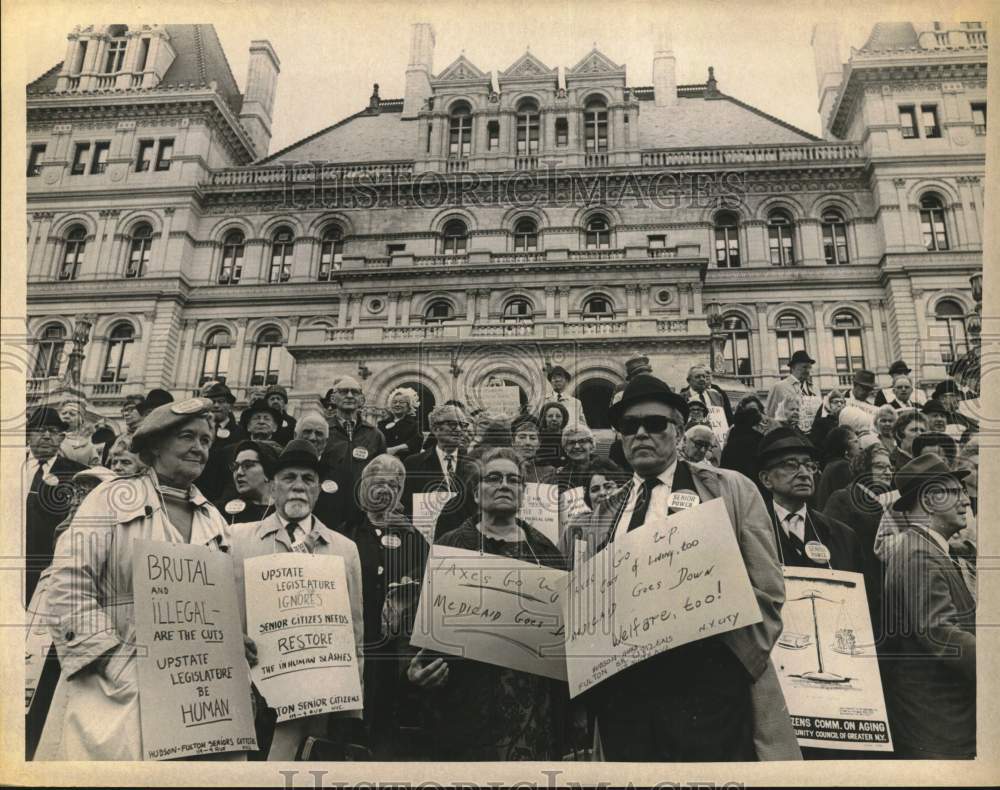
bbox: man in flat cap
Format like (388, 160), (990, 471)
(543, 365), (587, 427)
(265, 384), (297, 445)
(24, 407), (87, 604)
(882, 455), (975, 759)
(766, 349), (816, 419)
(230, 439), (364, 761)
(583, 374), (797, 761)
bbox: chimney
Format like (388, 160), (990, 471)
(811, 23), (842, 139)
(652, 28), (677, 107)
(239, 40), (281, 157)
(402, 22), (435, 119)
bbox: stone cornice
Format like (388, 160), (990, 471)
(704, 264), (882, 286)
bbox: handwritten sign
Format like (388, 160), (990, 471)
(519, 483), (560, 545)
(132, 539), (257, 760)
(559, 486), (589, 530)
(411, 546), (567, 680)
(411, 491), (456, 544)
(561, 498), (762, 698)
(478, 385), (522, 417)
(772, 567), (893, 752)
(244, 553), (362, 722)
(707, 405), (729, 444)
(799, 395), (823, 433)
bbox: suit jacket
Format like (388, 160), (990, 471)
(883, 528), (975, 757)
(765, 375), (816, 418)
(195, 420), (248, 502)
(25, 454), (88, 603)
(402, 448), (477, 540)
(680, 384), (734, 425)
(322, 417), (387, 524)
(584, 459), (799, 759)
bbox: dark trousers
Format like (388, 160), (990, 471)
(594, 637), (756, 762)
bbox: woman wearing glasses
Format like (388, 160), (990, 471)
(216, 440), (277, 525)
(406, 447), (568, 761)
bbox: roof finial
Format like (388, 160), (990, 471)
(706, 66), (718, 96)
(368, 82), (380, 112)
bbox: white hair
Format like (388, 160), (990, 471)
(838, 405), (875, 434)
(295, 411), (330, 435)
(561, 423), (593, 446)
(388, 387), (420, 412)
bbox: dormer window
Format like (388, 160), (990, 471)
(104, 38), (127, 73)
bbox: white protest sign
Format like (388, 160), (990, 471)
(707, 405), (729, 444)
(478, 385), (522, 417)
(412, 491), (457, 544)
(411, 546), (567, 680)
(561, 498), (762, 698)
(244, 553), (362, 722)
(845, 398), (880, 422)
(945, 423), (965, 440)
(799, 395), (823, 433)
(132, 540), (257, 760)
(559, 486), (589, 531)
(772, 567), (893, 752)
(519, 483), (560, 545)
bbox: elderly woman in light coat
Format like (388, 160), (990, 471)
(37, 398), (235, 761)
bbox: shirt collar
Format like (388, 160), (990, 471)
(773, 500), (808, 526)
(630, 458), (678, 492)
(919, 526), (951, 555)
(277, 512), (313, 534)
(436, 445), (457, 466)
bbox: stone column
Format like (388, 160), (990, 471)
(387, 291), (399, 327)
(466, 289), (477, 322)
(640, 285), (651, 317)
(625, 284), (637, 319)
(679, 285), (689, 320)
(957, 176), (981, 247)
(544, 286), (556, 319)
(810, 301), (832, 382)
(798, 218), (823, 265)
(81, 35), (101, 90)
(337, 296), (349, 328)
(351, 294), (363, 325)
(231, 318), (249, 387)
(478, 288), (490, 321)
(868, 299), (889, 373)
(558, 287), (570, 322)
(400, 291), (413, 326)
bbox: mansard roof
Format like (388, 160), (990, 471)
(26, 24), (244, 114)
(858, 22), (921, 52)
(258, 82), (816, 165)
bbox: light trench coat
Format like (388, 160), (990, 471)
(36, 470), (234, 761)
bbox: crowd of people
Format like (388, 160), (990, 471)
(23, 350), (979, 762)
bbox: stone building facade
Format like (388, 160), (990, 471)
(25, 21), (986, 428)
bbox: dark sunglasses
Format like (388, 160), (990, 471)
(619, 415), (675, 436)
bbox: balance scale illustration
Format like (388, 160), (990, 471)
(777, 588), (857, 683)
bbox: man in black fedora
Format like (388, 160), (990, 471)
(766, 349), (816, 419)
(24, 407), (87, 604)
(882, 454), (975, 759)
(845, 369), (879, 415)
(582, 374), (797, 761)
(875, 360), (923, 407)
(544, 364), (586, 426)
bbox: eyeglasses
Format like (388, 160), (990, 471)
(689, 440), (713, 451)
(29, 427), (64, 437)
(768, 459), (819, 475)
(231, 460), (262, 473)
(565, 438), (593, 446)
(871, 462), (893, 473)
(482, 472), (524, 487)
(434, 420), (462, 430)
(337, 388), (362, 396)
(619, 415), (675, 436)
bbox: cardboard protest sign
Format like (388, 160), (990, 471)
(707, 405), (729, 444)
(845, 398), (880, 421)
(799, 395), (823, 433)
(244, 553), (362, 722)
(478, 385), (522, 417)
(559, 486), (589, 531)
(411, 546), (568, 680)
(132, 540), (257, 760)
(411, 491), (457, 544)
(561, 498), (762, 698)
(772, 567), (893, 752)
(519, 482), (560, 545)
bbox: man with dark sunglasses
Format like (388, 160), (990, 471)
(583, 374), (797, 762)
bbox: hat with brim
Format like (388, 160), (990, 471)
(131, 398), (214, 453)
(852, 369), (877, 388)
(788, 350), (816, 366)
(921, 399), (948, 416)
(272, 438), (324, 477)
(264, 384), (289, 404)
(242, 400), (283, 428)
(624, 352), (652, 378)
(888, 360), (911, 376)
(757, 426), (817, 468)
(608, 374), (689, 429)
(200, 381), (236, 404)
(547, 365), (571, 382)
(27, 406), (69, 432)
(933, 380), (963, 398)
(892, 454), (970, 512)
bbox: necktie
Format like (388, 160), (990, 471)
(444, 454), (455, 490)
(30, 462), (46, 493)
(557, 394), (564, 402)
(784, 513), (805, 555)
(699, 391), (707, 405)
(627, 478), (661, 532)
(285, 520), (300, 544)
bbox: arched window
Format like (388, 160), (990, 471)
(582, 295), (615, 321)
(821, 210), (849, 265)
(831, 311), (865, 377)
(767, 209), (796, 266)
(585, 216), (610, 250)
(250, 328), (282, 386)
(516, 100), (540, 155)
(442, 219), (468, 255)
(424, 299), (455, 323)
(774, 312), (807, 370)
(449, 102), (472, 157)
(60, 225), (87, 280)
(935, 299), (968, 364)
(101, 323), (135, 382)
(513, 218), (538, 252)
(125, 222), (153, 278)
(714, 211), (740, 268)
(319, 226), (344, 281)
(268, 227), (294, 283)
(200, 329), (232, 386)
(919, 194), (949, 251)
(219, 230), (245, 284)
(33, 323), (65, 378)
(721, 315), (753, 384)
(502, 298), (533, 322)
(584, 97), (608, 152)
